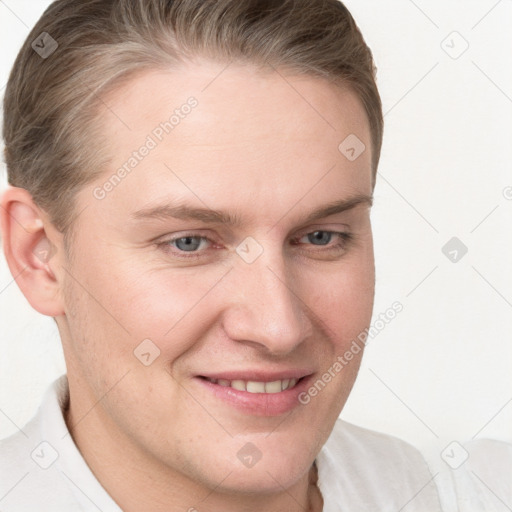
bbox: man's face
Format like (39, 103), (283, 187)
(58, 61), (375, 494)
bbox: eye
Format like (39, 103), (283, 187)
(291, 230), (354, 256)
(298, 230), (349, 246)
(169, 236), (210, 252)
(301, 231), (334, 246)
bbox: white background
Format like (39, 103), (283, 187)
(0, 0), (511, 474)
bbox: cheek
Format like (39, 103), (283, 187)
(300, 257), (375, 344)
(71, 255), (230, 366)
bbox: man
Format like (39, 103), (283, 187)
(0, 1), (444, 510)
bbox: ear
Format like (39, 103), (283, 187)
(0, 186), (65, 316)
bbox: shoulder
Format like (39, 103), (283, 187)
(449, 438), (512, 512)
(0, 417), (39, 473)
(317, 419), (443, 512)
(0, 376), (81, 511)
(322, 418), (434, 471)
(0, 415), (59, 511)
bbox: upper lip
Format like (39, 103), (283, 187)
(197, 369), (314, 382)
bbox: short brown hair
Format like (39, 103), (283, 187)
(3, 0), (383, 234)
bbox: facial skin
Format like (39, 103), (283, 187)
(1, 60), (374, 511)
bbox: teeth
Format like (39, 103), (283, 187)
(230, 380), (246, 391)
(246, 381), (266, 393)
(205, 377), (300, 393)
(265, 380), (283, 393)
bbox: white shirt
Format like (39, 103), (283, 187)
(0, 375), (509, 511)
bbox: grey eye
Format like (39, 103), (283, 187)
(172, 236), (205, 252)
(304, 231), (333, 245)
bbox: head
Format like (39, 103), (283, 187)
(1, 0), (382, 502)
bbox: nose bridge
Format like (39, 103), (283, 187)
(224, 247), (311, 354)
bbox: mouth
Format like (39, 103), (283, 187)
(194, 372), (313, 416)
(198, 376), (301, 393)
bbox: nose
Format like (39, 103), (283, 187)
(221, 250), (313, 355)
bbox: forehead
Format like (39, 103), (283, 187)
(83, 60), (372, 223)
(102, 60), (370, 151)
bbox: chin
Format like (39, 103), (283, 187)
(218, 461), (311, 495)
(214, 438), (315, 494)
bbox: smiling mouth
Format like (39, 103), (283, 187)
(198, 376), (302, 393)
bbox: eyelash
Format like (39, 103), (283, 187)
(157, 230), (353, 259)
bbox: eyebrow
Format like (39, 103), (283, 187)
(131, 194), (372, 226)
(300, 194), (373, 224)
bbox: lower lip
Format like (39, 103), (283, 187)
(194, 376), (313, 416)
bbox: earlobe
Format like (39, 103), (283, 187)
(0, 186), (65, 316)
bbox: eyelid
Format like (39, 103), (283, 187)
(156, 232), (219, 257)
(294, 218), (349, 231)
(292, 222), (351, 238)
(158, 230), (216, 244)
(293, 230), (352, 244)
